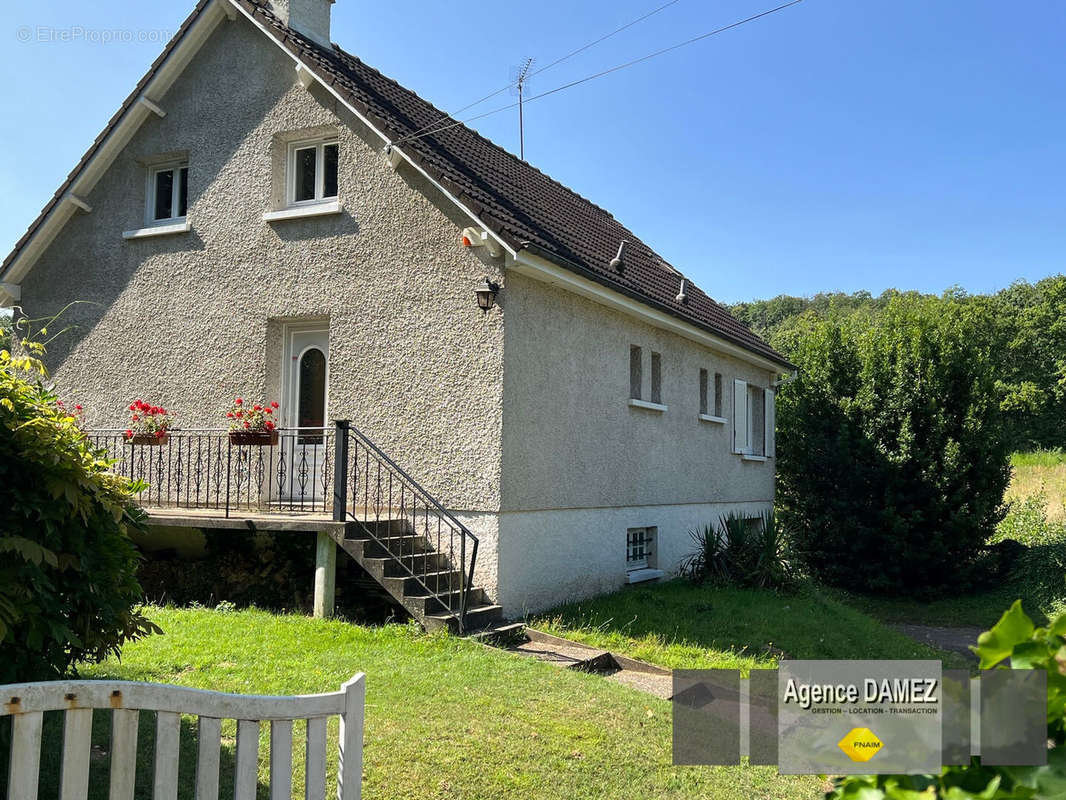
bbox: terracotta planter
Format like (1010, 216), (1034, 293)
(229, 429), (279, 446)
(127, 433), (169, 446)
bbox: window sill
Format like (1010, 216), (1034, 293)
(263, 200), (342, 222)
(628, 398), (667, 413)
(698, 414), (727, 424)
(626, 568), (665, 584)
(740, 454), (768, 462)
(123, 220), (191, 240)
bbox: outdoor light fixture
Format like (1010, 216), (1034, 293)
(475, 277), (499, 311)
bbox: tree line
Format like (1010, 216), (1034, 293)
(730, 274), (1066, 452)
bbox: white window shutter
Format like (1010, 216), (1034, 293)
(765, 388), (775, 458)
(733, 379), (749, 453)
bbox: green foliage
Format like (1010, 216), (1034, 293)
(680, 511), (795, 590)
(828, 601), (1066, 799)
(0, 328), (158, 682)
(0, 313), (10, 352)
(730, 276), (1066, 452)
(773, 294), (1011, 594)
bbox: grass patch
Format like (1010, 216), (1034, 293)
(1011, 449), (1066, 468)
(6, 607), (825, 800)
(1008, 455), (1066, 522)
(532, 580), (966, 672)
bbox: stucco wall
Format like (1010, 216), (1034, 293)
(500, 271), (776, 512)
(19, 16), (504, 515)
(496, 500), (773, 615)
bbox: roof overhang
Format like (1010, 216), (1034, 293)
(0, 0), (233, 302)
(512, 245), (794, 373)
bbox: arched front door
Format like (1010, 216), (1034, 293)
(282, 326), (329, 502)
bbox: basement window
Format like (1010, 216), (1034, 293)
(289, 140), (338, 206)
(148, 162), (188, 224)
(626, 527), (655, 572)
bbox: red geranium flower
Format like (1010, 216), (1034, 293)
(265, 420), (275, 430)
(235, 398), (243, 405)
(270, 401), (279, 409)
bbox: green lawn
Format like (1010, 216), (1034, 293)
(532, 580), (967, 672)
(18, 607), (825, 800)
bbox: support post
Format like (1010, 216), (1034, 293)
(333, 420), (350, 522)
(314, 531), (336, 619)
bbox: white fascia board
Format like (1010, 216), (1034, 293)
(0, 0), (230, 287)
(229, 1), (517, 264)
(511, 248), (788, 374)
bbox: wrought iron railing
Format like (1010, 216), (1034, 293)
(87, 428), (333, 515)
(87, 421), (480, 629)
(334, 421), (479, 630)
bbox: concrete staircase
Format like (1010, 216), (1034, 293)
(331, 520), (502, 633)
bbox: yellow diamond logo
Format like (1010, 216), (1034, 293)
(838, 727), (883, 762)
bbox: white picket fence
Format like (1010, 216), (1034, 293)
(2, 674), (365, 800)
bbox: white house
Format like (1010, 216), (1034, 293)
(0, 0), (794, 629)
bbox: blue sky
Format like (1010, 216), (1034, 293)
(1, 0), (1063, 304)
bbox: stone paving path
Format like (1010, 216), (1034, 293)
(892, 624), (983, 661)
(505, 629), (674, 699)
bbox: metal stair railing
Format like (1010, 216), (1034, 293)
(331, 420), (479, 631)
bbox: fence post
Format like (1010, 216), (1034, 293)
(337, 673), (366, 800)
(333, 420), (350, 522)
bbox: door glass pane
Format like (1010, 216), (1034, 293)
(323, 143), (338, 198)
(178, 167), (188, 217)
(298, 348), (326, 441)
(294, 147), (317, 202)
(154, 169), (174, 220)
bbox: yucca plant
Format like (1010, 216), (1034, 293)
(680, 510), (794, 590)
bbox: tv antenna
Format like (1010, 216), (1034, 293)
(511, 57), (535, 160)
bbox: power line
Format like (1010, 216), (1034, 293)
(390, 0), (803, 149)
(398, 0), (684, 144)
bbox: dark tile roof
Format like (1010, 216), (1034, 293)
(4, 0), (790, 369)
(238, 1), (790, 367)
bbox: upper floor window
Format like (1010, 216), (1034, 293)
(148, 162), (188, 224)
(289, 140), (338, 206)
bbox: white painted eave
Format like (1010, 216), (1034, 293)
(0, 0), (232, 287)
(511, 248), (789, 374)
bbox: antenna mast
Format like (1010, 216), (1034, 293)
(513, 57), (535, 160)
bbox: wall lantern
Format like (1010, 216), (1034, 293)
(475, 277), (499, 311)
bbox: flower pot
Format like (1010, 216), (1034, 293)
(127, 433), (169, 446)
(229, 429), (279, 446)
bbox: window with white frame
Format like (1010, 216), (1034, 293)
(733, 379), (775, 457)
(288, 140), (338, 206)
(147, 162), (188, 224)
(626, 527), (656, 571)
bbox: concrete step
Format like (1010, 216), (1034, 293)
(424, 603), (503, 634)
(339, 534), (432, 560)
(468, 622), (525, 647)
(403, 587), (487, 616)
(345, 519), (412, 538)
(382, 569), (464, 596)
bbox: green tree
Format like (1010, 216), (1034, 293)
(0, 328), (157, 682)
(773, 294), (1011, 594)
